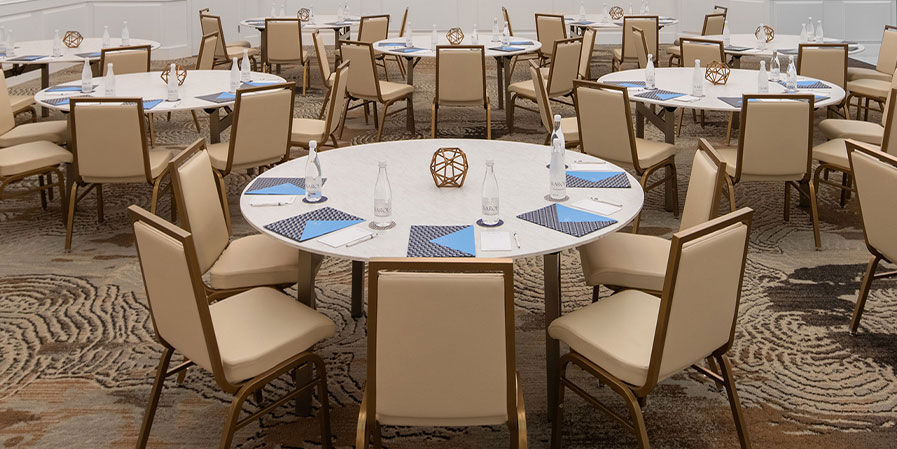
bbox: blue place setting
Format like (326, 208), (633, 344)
(75, 52), (102, 58)
(489, 46), (525, 52)
(240, 81), (279, 88)
(44, 95), (92, 106)
(635, 89), (685, 101)
(566, 171), (631, 188)
(517, 203), (617, 237)
(394, 47), (426, 53)
(407, 225), (476, 257)
(197, 91), (237, 103)
(378, 42), (406, 47)
(6, 55), (46, 62)
(264, 207), (364, 242)
(569, 20), (596, 25)
(142, 99), (164, 110)
(604, 80), (647, 88)
(46, 85), (91, 92)
(724, 46), (752, 52)
(777, 80), (830, 89)
(245, 177), (327, 195)
(509, 40), (534, 46)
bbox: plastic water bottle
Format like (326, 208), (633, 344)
(102, 26), (111, 47)
(229, 58), (240, 92)
(5, 29), (13, 58)
(492, 17), (499, 42)
(240, 49), (251, 82)
(643, 0), (650, 14)
(723, 20), (730, 47)
(502, 22), (510, 46)
(800, 23), (808, 43)
(770, 51), (781, 81)
(549, 115), (567, 201)
(692, 59), (703, 97)
(579, 1), (586, 21)
(602, 2), (609, 23)
(0, 26), (6, 55)
(481, 160), (500, 225)
(405, 22), (413, 47)
(343, 2), (350, 19)
(309, 7), (315, 24)
(472, 24), (479, 44)
(121, 21), (130, 46)
(815, 20), (824, 43)
(305, 141), (323, 202)
(52, 29), (63, 57)
(807, 18), (814, 39)
(373, 161), (393, 228)
(279, 2), (285, 17)
(757, 23), (767, 50)
(167, 63), (178, 101)
(758, 60), (768, 93)
(628, 3), (633, 15)
(786, 55), (797, 93)
(271, 4), (277, 18)
(431, 24), (437, 51)
(645, 54), (655, 88)
(81, 58), (93, 93)
(337, 4), (344, 22)
(106, 63), (116, 96)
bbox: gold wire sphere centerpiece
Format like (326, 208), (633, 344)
(609, 6), (625, 20)
(62, 31), (84, 48)
(755, 25), (775, 43)
(446, 27), (465, 46)
(430, 147), (469, 188)
(705, 61), (731, 85)
(160, 64), (188, 86)
(298, 8), (310, 21)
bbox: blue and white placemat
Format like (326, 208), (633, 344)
(603, 80), (647, 88)
(777, 80), (830, 89)
(245, 177), (327, 195)
(75, 51), (102, 58)
(719, 95), (829, 109)
(392, 47), (426, 53)
(239, 81), (280, 89)
(517, 203), (616, 237)
(46, 85), (94, 93)
(489, 46), (525, 52)
(566, 171), (631, 188)
(263, 207), (364, 242)
(6, 55), (46, 62)
(407, 225), (476, 257)
(142, 99), (164, 110)
(634, 89), (685, 101)
(724, 46), (752, 52)
(43, 95), (92, 106)
(197, 91), (237, 103)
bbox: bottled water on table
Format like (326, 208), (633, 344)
(121, 21), (130, 46)
(106, 63), (116, 96)
(167, 63), (178, 101)
(492, 17), (499, 42)
(81, 58), (93, 93)
(229, 58), (240, 92)
(757, 60), (768, 93)
(53, 30), (63, 57)
(305, 140), (323, 203)
(786, 55), (798, 93)
(372, 161), (394, 229)
(271, 4), (277, 18)
(0, 27), (6, 55)
(549, 115), (567, 201)
(337, 4), (344, 22)
(807, 18), (814, 39)
(815, 20), (824, 43)
(279, 2), (285, 17)
(757, 23), (767, 49)
(5, 29), (13, 58)
(645, 54), (655, 89)
(579, 1), (586, 21)
(800, 23), (808, 43)
(501, 22), (510, 46)
(481, 160), (500, 225)
(471, 24), (479, 44)
(102, 26), (111, 48)
(309, 7), (315, 24)
(241, 49), (251, 82)
(405, 22), (414, 47)
(431, 24), (437, 51)
(692, 59), (703, 97)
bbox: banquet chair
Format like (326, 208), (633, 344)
(386, 7), (409, 79)
(550, 208), (754, 449)
(535, 13), (567, 67)
(357, 14), (393, 80)
(632, 27), (650, 68)
(65, 98), (179, 251)
(169, 139), (320, 302)
(312, 31), (336, 119)
(508, 37), (582, 132)
(677, 37), (726, 137)
(612, 16), (658, 72)
(432, 46), (490, 139)
(504, 6), (538, 75)
(577, 138), (729, 297)
(177, 31), (220, 133)
(819, 69), (897, 145)
(574, 80), (679, 232)
(668, 12), (725, 66)
(200, 13), (259, 69)
(714, 5), (729, 15)
(529, 61), (579, 148)
(338, 40), (414, 141)
(100, 44), (151, 75)
(798, 43), (849, 118)
(845, 140), (897, 334)
(292, 61), (350, 150)
(716, 94), (821, 248)
(0, 140), (71, 218)
(129, 205), (334, 449)
(10, 95), (37, 122)
(0, 71), (68, 147)
(846, 28), (896, 121)
(848, 25), (897, 82)
(358, 258), (527, 449)
(577, 28), (597, 80)
(264, 18), (310, 95)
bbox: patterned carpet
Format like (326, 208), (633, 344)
(1, 47), (896, 448)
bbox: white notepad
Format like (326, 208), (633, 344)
(317, 226), (372, 247)
(480, 231), (513, 252)
(571, 198), (623, 216)
(250, 196), (296, 207)
(571, 160), (607, 171)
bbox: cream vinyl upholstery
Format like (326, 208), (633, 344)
(704, 14), (726, 35)
(0, 72), (68, 147)
(341, 42), (412, 102)
(530, 62), (579, 147)
(10, 95), (34, 115)
(681, 38), (725, 67)
(535, 14), (566, 59)
(212, 85), (293, 174)
(848, 26), (897, 81)
(208, 235), (303, 290)
(358, 15), (389, 43)
(313, 31), (332, 89)
(435, 47), (487, 106)
(578, 28), (596, 79)
(508, 38), (581, 132)
(852, 150), (897, 263)
(798, 44), (847, 90)
(0, 140), (72, 177)
(632, 27), (649, 68)
(172, 150), (230, 272)
(265, 19), (306, 64)
(820, 69), (897, 143)
(615, 16), (658, 68)
(201, 14), (258, 64)
(196, 33), (219, 70)
(814, 88), (897, 169)
(100, 46), (151, 75)
(291, 61), (350, 147)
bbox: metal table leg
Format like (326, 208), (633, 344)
(41, 65), (50, 117)
(496, 56), (505, 110)
(544, 252), (562, 422)
(351, 261), (364, 318)
(404, 56), (415, 133)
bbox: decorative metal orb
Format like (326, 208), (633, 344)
(446, 27), (465, 46)
(430, 147), (469, 188)
(298, 8), (310, 21)
(609, 6), (625, 20)
(755, 25), (775, 43)
(705, 61), (731, 85)
(160, 64), (188, 86)
(62, 31), (84, 48)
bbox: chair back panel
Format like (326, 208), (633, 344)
(502, 7), (514, 36)
(849, 146), (897, 262)
(0, 71), (14, 135)
(326, 62), (351, 136)
(265, 19), (303, 63)
(196, 33), (219, 70)
(530, 62), (554, 135)
(578, 28), (596, 79)
(341, 42), (380, 99)
(738, 97), (812, 180)
(880, 73), (897, 128)
(313, 31), (332, 87)
(358, 15), (389, 43)
(798, 44), (847, 89)
(436, 46), (487, 105)
(200, 15), (228, 59)
(681, 38), (724, 67)
(71, 100), (148, 182)
(230, 85), (294, 169)
(632, 27), (649, 68)
(547, 38), (582, 96)
(622, 16), (658, 60)
(398, 8), (409, 37)
(883, 88), (897, 154)
(877, 26), (897, 75)
(575, 82), (636, 166)
(101, 46), (151, 75)
(535, 14), (566, 56)
(679, 142), (725, 231)
(702, 13), (726, 35)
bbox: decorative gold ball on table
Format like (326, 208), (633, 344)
(609, 6), (625, 20)
(446, 27), (465, 46)
(755, 25), (775, 43)
(298, 8), (310, 21)
(704, 61), (731, 85)
(62, 31), (84, 48)
(160, 64), (189, 86)
(430, 147), (469, 188)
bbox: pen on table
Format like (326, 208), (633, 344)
(346, 233), (376, 247)
(252, 199), (293, 207)
(575, 159), (606, 165)
(590, 197), (623, 208)
(513, 232), (521, 249)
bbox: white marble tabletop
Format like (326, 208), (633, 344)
(1, 38), (161, 64)
(239, 15), (360, 31)
(241, 139), (644, 262)
(699, 33), (865, 57)
(598, 67), (846, 112)
(564, 13), (679, 30)
(374, 35), (542, 58)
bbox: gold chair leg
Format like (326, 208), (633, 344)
(65, 183), (79, 251)
(623, 391), (650, 449)
(38, 175), (48, 210)
(148, 113), (156, 147)
(96, 184), (104, 223)
(338, 99), (351, 139)
(486, 105), (492, 140)
(314, 357), (333, 449)
(430, 104), (437, 139)
(514, 372), (527, 449)
(214, 171), (232, 234)
(808, 180), (822, 249)
(850, 255), (882, 334)
(715, 354), (753, 449)
(219, 386), (252, 449)
(136, 347), (173, 449)
(376, 102), (390, 142)
(666, 161), (680, 217)
(191, 111), (202, 133)
(302, 64), (308, 97)
(150, 177), (163, 215)
(725, 112), (734, 145)
(784, 182), (791, 222)
(676, 109), (684, 137)
(550, 360), (569, 449)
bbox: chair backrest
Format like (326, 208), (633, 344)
(502, 7), (514, 36)
(679, 139), (727, 231)
(880, 70), (897, 129)
(530, 61), (554, 135)
(224, 83), (295, 174)
(680, 37), (725, 67)
(200, 14), (229, 60)
(735, 94), (814, 181)
(0, 71), (15, 135)
(702, 13), (726, 36)
(574, 81), (640, 170)
(196, 32), (219, 70)
(632, 26), (649, 68)
(847, 140), (897, 263)
(168, 140), (230, 273)
(324, 61), (351, 138)
(397, 7), (409, 37)
(882, 87), (897, 154)
(535, 13), (567, 57)
(358, 15), (390, 43)
(877, 25), (897, 75)
(622, 16), (658, 60)
(435, 46), (487, 107)
(578, 28), (596, 79)
(100, 45), (151, 75)
(265, 18), (304, 64)
(366, 258), (516, 426)
(546, 38), (582, 96)
(797, 43), (847, 90)
(713, 5), (728, 15)
(69, 98), (151, 183)
(644, 208), (753, 388)
(312, 31), (333, 88)
(340, 41), (381, 100)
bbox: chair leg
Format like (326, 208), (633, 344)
(622, 391), (651, 449)
(850, 255), (882, 334)
(363, 102), (370, 125)
(714, 354), (752, 449)
(839, 172), (851, 207)
(136, 347), (173, 449)
(219, 385), (253, 449)
(376, 102), (390, 141)
(96, 184), (104, 223)
(191, 111), (202, 133)
(338, 99), (351, 139)
(550, 360), (568, 449)
(38, 175), (48, 210)
(318, 88), (331, 120)
(725, 112), (734, 145)
(486, 105), (492, 140)
(807, 180), (822, 249)
(65, 183), (79, 251)
(665, 161), (680, 217)
(783, 182), (792, 222)
(430, 104), (437, 139)
(676, 109), (684, 137)
(725, 176), (736, 212)
(314, 357), (333, 449)
(47, 172), (55, 201)
(507, 94), (516, 134)
(302, 63), (308, 97)
(150, 176), (164, 215)
(148, 113), (156, 147)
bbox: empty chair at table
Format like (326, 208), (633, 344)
(535, 13), (567, 67)
(631, 27), (651, 68)
(292, 61), (350, 150)
(529, 61), (579, 148)
(0, 140), (71, 219)
(612, 15), (658, 71)
(432, 46), (491, 139)
(200, 12), (259, 68)
(508, 37), (582, 132)
(313, 31), (336, 119)
(357, 14), (393, 80)
(819, 69), (897, 145)
(504, 6), (538, 75)
(677, 37), (726, 137)
(100, 44), (151, 75)
(668, 12), (725, 66)
(798, 43), (849, 118)
(0, 71), (68, 148)
(848, 25), (897, 82)
(264, 18), (310, 95)
(577, 28), (597, 80)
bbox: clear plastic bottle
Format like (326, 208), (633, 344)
(628, 2), (633, 15)
(472, 24), (479, 44)
(602, 2), (609, 23)
(815, 20), (824, 43)
(279, 2), (285, 17)
(229, 58), (240, 92)
(121, 21), (130, 46)
(337, 4), (344, 22)
(786, 55), (798, 93)
(305, 140), (323, 202)
(643, 0), (650, 14)
(0, 26), (6, 56)
(102, 25), (110, 48)
(271, 4), (277, 18)
(501, 22), (510, 46)
(549, 115), (567, 201)
(807, 18), (814, 38)
(5, 29), (13, 58)
(373, 161), (394, 229)
(645, 53), (655, 89)
(692, 59), (703, 97)
(481, 160), (500, 225)
(309, 7), (315, 24)
(405, 22), (413, 47)
(431, 24), (438, 51)
(758, 60), (768, 93)
(106, 63), (116, 96)
(81, 58), (93, 93)
(579, 1), (586, 21)
(757, 23), (767, 50)
(492, 17), (499, 42)
(167, 63), (178, 101)
(723, 20), (730, 47)
(343, 2), (350, 19)
(241, 49), (251, 82)
(770, 51), (781, 81)
(52, 29), (62, 57)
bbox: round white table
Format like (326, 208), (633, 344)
(241, 138), (644, 418)
(34, 70), (286, 143)
(598, 67), (846, 143)
(700, 33), (865, 67)
(565, 13), (679, 32)
(239, 15), (359, 65)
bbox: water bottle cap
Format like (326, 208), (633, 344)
(378, 160), (387, 168)
(486, 159), (495, 166)
(309, 140), (317, 149)
(554, 114), (561, 121)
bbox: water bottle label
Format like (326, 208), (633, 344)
(374, 201), (391, 218)
(482, 198), (499, 215)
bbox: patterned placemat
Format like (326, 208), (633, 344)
(489, 46), (525, 52)
(46, 85), (95, 93)
(777, 80), (830, 89)
(718, 96), (744, 108)
(393, 47), (426, 53)
(246, 177), (327, 195)
(6, 55), (46, 62)
(239, 81), (279, 89)
(517, 203), (616, 237)
(142, 99), (163, 110)
(407, 225), (475, 257)
(604, 80), (646, 88)
(263, 207), (364, 242)
(75, 52), (102, 58)
(566, 171), (631, 188)
(196, 91), (236, 104)
(724, 46), (752, 52)
(43, 95), (92, 106)
(634, 89), (685, 101)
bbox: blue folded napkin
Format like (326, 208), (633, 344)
(569, 21), (596, 25)
(46, 85), (84, 92)
(142, 99), (164, 110)
(394, 47), (426, 53)
(7, 55), (46, 61)
(517, 203), (617, 237)
(240, 81), (278, 88)
(604, 80), (646, 88)
(264, 206), (364, 242)
(566, 171), (631, 188)
(489, 46), (524, 52)
(75, 52), (102, 58)
(378, 42), (406, 47)
(407, 225), (476, 257)
(510, 40), (534, 46)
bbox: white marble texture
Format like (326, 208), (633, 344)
(0, 37), (161, 64)
(374, 34), (542, 58)
(239, 15), (360, 31)
(700, 33), (865, 57)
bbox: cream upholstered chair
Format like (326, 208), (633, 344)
(613, 16), (658, 71)
(339, 40), (414, 141)
(508, 37), (582, 132)
(432, 46), (490, 139)
(550, 208), (754, 449)
(0, 71), (68, 148)
(292, 61), (350, 150)
(100, 44), (151, 74)
(632, 27), (650, 68)
(574, 80), (679, 232)
(848, 25), (897, 82)
(716, 94), (821, 248)
(677, 37), (726, 136)
(313, 31), (336, 119)
(535, 13), (567, 66)
(504, 6), (538, 75)
(846, 29), (896, 121)
(577, 28), (597, 80)
(66, 98), (178, 250)
(200, 13), (259, 68)
(264, 18), (310, 95)
(530, 61), (578, 148)
(169, 139), (320, 302)
(714, 4), (728, 14)
(359, 258), (527, 449)
(388, 7), (409, 79)
(196, 32), (219, 70)
(198, 7), (251, 47)
(668, 12), (726, 66)
(577, 138), (729, 298)
(10, 95), (37, 122)
(0, 140), (71, 216)
(819, 68), (897, 145)
(129, 205), (334, 449)
(845, 140), (897, 334)
(357, 14), (393, 80)
(798, 43), (849, 118)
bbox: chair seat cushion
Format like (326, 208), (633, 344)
(812, 138), (851, 169)
(508, 79), (537, 100)
(667, 45), (681, 56)
(848, 78), (890, 99)
(226, 46), (261, 60)
(10, 95), (35, 114)
(211, 286), (335, 383)
(267, 52), (310, 65)
(549, 289), (660, 387)
(847, 66), (892, 82)
(635, 138), (677, 168)
(231, 40), (252, 48)
(716, 146), (803, 182)
(377, 81), (415, 102)
(561, 117), (580, 146)
(208, 234), (301, 290)
(81, 147), (176, 183)
(577, 233), (670, 292)
(0, 140), (72, 177)
(0, 120), (69, 147)
(206, 142), (282, 173)
(818, 119), (884, 145)
(290, 118), (328, 146)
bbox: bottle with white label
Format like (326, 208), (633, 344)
(0, 26), (6, 55)
(431, 24), (437, 51)
(492, 17), (499, 42)
(279, 2), (285, 17)
(241, 49), (251, 82)
(786, 55), (798, 93)
(167, 63), (179, 101)
(309, 7), (315, 24)
(343, 2), (350, 18)
(229, 58), (240, 92)
(758, 60), (768, 93)
(770, 51), (781, 81)
(628, 3), (633, 15)
(692, 59), (703, 97)
(5, 29), (13, 58)
(643, 0), (650, 14)
(757, 23), (767, 50)
(372, 161), (394, 229)
(502, 22), (510, 46)
(81, 58), (93, 93)
(102, 26), (111, 48)
(337, 4), (344, 22)
(815, 20), (824, 43)
(105, 63), (116, 96)
(645, 53), (655, 89)
(579, 1), (586, 21)
(549, 115), (567, 201)
(305, 140), (323, 202)
(271, 4), (277, 18)
(807, 18), (814, 38)
(121, 21), (130, 46)
(800, 23), (808, 43)
(723, 20), (730, 47)
(405, 22), (414, 47)
(472, 24), (479, 44)
(53, 30), (62, 57)
(481, 160), (500, 226)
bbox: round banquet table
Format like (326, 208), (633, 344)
(700, 33), (865, 67)
(34, 70), (286, 143)
(597, 67), (846, 144)
(241, 138), (644, 418)
(239, 15), (359, 64)
(564, 13), (679, 33)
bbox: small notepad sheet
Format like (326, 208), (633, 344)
(480, 231), (512, 252)
(317, 226), (373, 248)
(571, 199), (623, 216)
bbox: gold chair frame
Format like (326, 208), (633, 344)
(431, 45), (491, 139)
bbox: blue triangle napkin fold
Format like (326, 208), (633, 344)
(395, 47), (425, 53)
(263, 206), (364, 242)
(605, 81), (647, 88)
(75, 52), (102, 58)
(142, 99), (164, 110)
(407, 225), (476, 257)
(517, 203), (617, 237)
(430, 226), (476, 255)
(247, 183), (306, 195)
(8, 55), (46, 61)
(46, 85), (84, 92)
(217, 92), (236, 100)
(490, 46), (524, 52)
